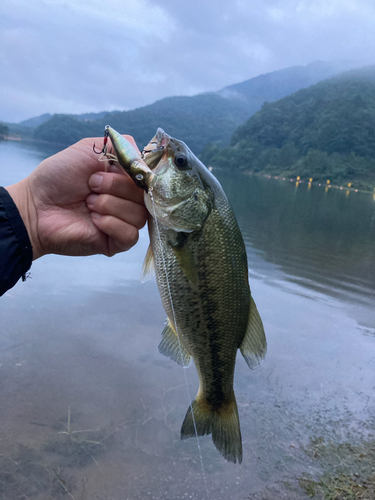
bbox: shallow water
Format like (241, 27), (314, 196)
(0, 140), (374, 499)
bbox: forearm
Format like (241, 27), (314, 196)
(0, 187), (33, 296)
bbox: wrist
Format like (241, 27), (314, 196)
(6, 180), (44, 260)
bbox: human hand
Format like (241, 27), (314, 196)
(6, 136), (148, 260)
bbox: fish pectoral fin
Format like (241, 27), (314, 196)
(240, 296), (267, 370)
(141, 244), (155, 283)
(171, 244), (198, 285)
(158, 319), (191, 367)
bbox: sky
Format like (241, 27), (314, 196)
(1, 0), (375, 123)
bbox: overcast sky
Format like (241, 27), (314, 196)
(1, 0), (375, 123)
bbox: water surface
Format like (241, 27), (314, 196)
(0, 140), (374, 499)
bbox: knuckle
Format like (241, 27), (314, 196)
(125, 225), (139, 248)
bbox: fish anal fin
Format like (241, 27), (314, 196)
(240, 296), (267, 370)
(158, 319), (191, 367)
(181, 393), (243, 464)
(141, 244), (155, 283)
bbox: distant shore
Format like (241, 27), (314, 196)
(4, 135), (22, 141)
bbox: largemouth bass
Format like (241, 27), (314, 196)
(105, 126), (267, 464)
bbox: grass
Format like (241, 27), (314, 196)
(298, 437), (375, 499)
(44, 406), (108, 469)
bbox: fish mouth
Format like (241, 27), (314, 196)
(142, 128), (170, 169)
(155, 128), (170, 148)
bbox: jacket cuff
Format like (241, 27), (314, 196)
(0, 186), (33, 296)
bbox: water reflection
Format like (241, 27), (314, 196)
(218, 171), (375, 307)
(0, 141), (374, 499)
(1, 140), (62, 186)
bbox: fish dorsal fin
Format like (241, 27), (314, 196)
(158, 319), (192, 367)
(141, 244), (155, 283)
(240, 296), (267, 369)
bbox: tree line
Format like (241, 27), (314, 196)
(201, 66), (375, 190)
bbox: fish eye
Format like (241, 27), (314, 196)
(174, 154), (189, 169)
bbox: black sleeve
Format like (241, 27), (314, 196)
(0, 187), (33, 296)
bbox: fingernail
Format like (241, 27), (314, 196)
(86, 193), (99, 205)
(89, 173), (103, 189)
(91, 212), (101, 220)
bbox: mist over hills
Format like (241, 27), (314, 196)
(3, 60), (361, 154)
(201, 65), (375, 189)
(217, 60), (364, 109)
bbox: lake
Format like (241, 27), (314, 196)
(0, 139), (374, 499)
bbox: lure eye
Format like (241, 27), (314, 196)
(174, 154), (189, 169)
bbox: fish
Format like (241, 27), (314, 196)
(105, 125), (267, 464)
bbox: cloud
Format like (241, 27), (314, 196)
(1, 0), (375, 122)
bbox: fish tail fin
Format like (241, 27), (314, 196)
(180, 393), (243, 464)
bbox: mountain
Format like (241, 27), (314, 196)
(6, 61), (365, 154)
(74, 111), (110, 122)
(217, 60), (364, 114)
(31, 94), (253, 154)
(201, 65), (375, 189)
(96, 94), (254, 154)
(19, 113), (53, 128)
(96, 61), (363, 153)
(19, 111), (111, 128)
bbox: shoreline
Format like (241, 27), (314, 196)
(210, 165), (375, 195)
(4, 137), (375, 194)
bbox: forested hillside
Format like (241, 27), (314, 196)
(201, 66), (375, 189)
(6, 61), (359, 154)
(32, 94), (251, 154)
(0, 123), (9, 138)
(96, 94), (252, 153)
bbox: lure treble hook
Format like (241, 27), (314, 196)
(93, 125), (110, 155)
(141, 144), (164, 160)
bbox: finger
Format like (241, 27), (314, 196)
(107, 162), (122, 174)
(91, 213), (140, 254)
(88, 172), (145, 205)
(87, 193), (147, 229)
